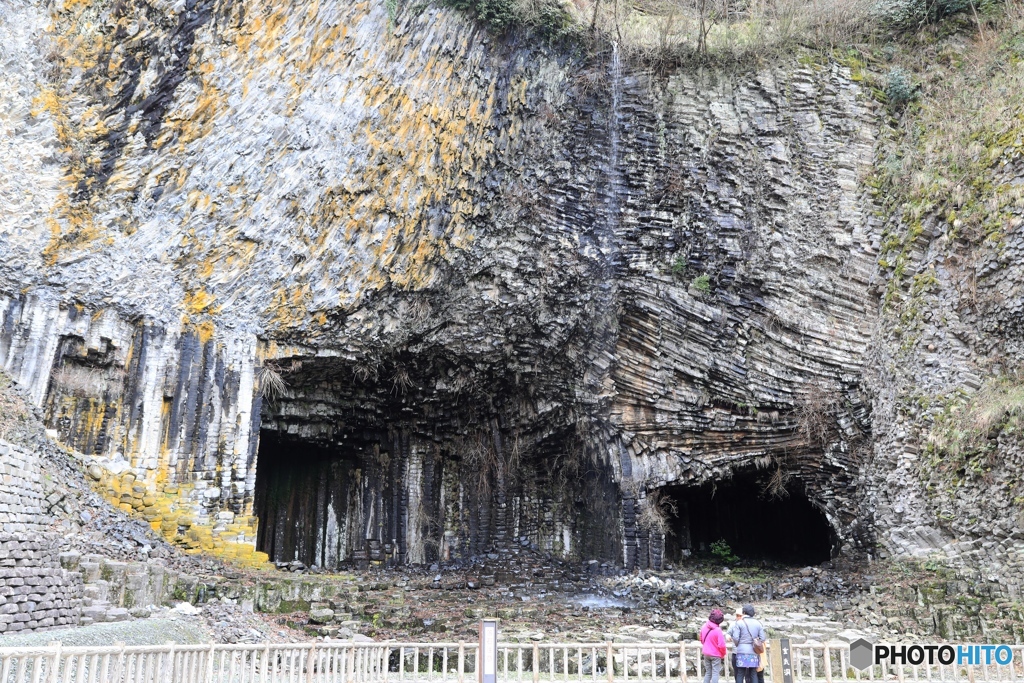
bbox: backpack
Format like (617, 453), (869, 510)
(742, 620), (765, 655)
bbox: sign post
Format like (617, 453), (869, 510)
(768, 638), (793, 683)
(480, 619), (498, 683)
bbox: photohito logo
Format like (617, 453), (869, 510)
(848, 640), (1015, 670)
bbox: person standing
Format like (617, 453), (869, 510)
(727, 604), (766, 683)
(700, 609), (727, 683)
(732, 608), (745, 670)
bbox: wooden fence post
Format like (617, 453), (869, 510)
(165, 642), (176, 683)
(768, 640), (783, 683)
(46, 642), (60, 683)
(115, 642), (127, 683)
(606, 643), (613, 683)
(206, 642), (217, 682)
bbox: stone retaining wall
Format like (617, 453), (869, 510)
(0, 534), (80, 633)
(0, 439), (81, 631)
(0, 441), (46, 533)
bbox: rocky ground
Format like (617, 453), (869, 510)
(0, 373), (1010, 646)
(253, 549), (1013, 645)
(249, 550), (888, 645)
(0, 600), (310, 647)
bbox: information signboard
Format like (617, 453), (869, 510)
(480, 619), (498, 683)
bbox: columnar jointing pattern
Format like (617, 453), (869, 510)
(254, 357), (622, 569)
(0, 0), (881, 569)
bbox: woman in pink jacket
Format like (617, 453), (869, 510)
(699, 609), (727, 683)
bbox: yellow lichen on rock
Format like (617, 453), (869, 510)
(90, 465), (271, 569)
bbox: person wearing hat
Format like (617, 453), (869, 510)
(727, 604), (766, 683)
(728, 607), (745, 673)
(732, 607), (767, 683)
(699, 609), (727, 683)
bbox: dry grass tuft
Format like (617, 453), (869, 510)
(928, 376), (1024, 458)
(50, 363), (124, 399)
(257, 363), (289, 400)
(796, 382), (843, 448)
(637, 488), (679, 533)
(763, 462), (793, 498)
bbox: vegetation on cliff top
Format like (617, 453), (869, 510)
(864, 4), (1024, 523)
(431, 0), (1007, 61)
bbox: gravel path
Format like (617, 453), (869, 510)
(0, 617), (212, 648)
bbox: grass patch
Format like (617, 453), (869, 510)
(690, 273), (711, 295)
(922, 375), (1024, 518)
(874, 4), (1024, 304)
(927, 376), (1024, 461)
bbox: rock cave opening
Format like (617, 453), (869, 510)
(251, 356), (624, 570)
(253, 425), (624, 570)
(253, 431), (366, 570)
(659, 469), (836, 566)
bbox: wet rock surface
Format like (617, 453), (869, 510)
(233, 549), (1021, 645)
(0, 0), (880, 575)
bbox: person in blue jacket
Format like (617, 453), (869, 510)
(727, 604), (767, 683)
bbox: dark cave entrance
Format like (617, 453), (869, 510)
(253, 427), (623, 569)
(250, 354), (624, 569)
(659, 469), (835, 566)
(253, 431), (360, 569)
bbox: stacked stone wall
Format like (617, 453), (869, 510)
(0, 439), (81, 631)
(0, 441), (46, 533)
(0, 534), (81, 633)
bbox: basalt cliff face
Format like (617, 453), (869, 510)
(1, 0), (1020, 584)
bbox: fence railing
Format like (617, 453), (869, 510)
(0, 641), (1022, 683)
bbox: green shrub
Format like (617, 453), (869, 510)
(710, 539), (738, 564)
(691, 273), (711, 295)
(671, 256), (687, 278)
(435, 0), (573, 36)
(438, 0), (518, 30)
(884, 66), (917, 112)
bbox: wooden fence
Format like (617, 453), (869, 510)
(0, 641), (1021, 683)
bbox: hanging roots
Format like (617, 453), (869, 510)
(257, 363), (289, 400)
(637, 489), (679, 535)
(796, 382), (842, 447)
